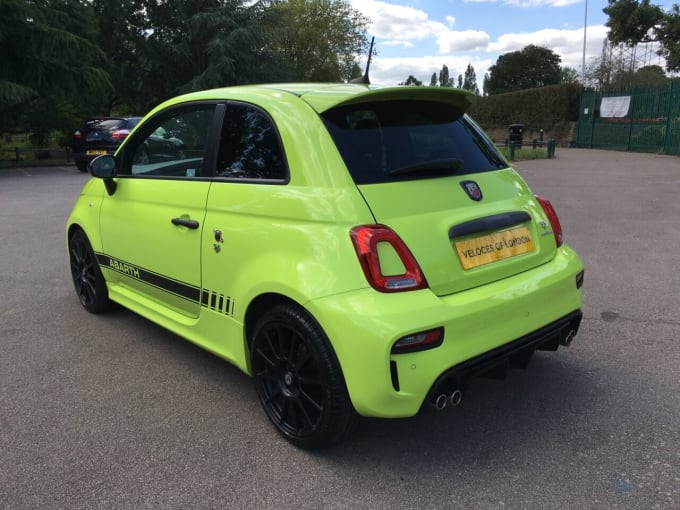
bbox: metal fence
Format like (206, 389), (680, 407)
(576, 80), (680, 155)
(0, 146), (72, 167)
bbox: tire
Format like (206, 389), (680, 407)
(76, 161), (88, 173)
(251, 303), (358, 449)
(68, 229), (114, 313)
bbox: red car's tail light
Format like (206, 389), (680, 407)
(111, 130), (129, 140)
(392, 327), (444, 353)
(73, 130), (82, 139)
(535, 195), (563, 247)
(350, 225), (427, 292)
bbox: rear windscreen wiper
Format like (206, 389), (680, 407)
(388, 158), (464, 176)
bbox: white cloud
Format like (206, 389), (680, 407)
(348, 1), (614, 86)
(489, 25), (609, 69)
(350, 0), (449, 45)
(364, 24), (611, 86)
(437, 30), (490, 53)
(350, 0), (490, 54)
(382, 39), (416, 48)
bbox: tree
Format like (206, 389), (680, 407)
(482, 73), (490, 96)
(400, 75), (423, 86)
(560, 66), (581, 85)
(0, 0), (111, 139)
(485, 45), (562, 95)
(91, 0), (147, 114)
(457, 74), (463, 88)
(429, 73), (438, 87)
(142, 0), (265, 106)
(269, 0), (369, 82)
(438, 64), (454, 87)
(583, 38), (671, 88)
(604, 0), (680, 72)
(462, 64), (479, 95)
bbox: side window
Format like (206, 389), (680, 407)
(216, 103), (286, 180)
(128, 105), (215, 177)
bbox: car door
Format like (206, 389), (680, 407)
(98, 103), (220, 318)
(200, 101), (289, 320)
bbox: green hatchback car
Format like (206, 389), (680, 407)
(67, 83), (584, 449)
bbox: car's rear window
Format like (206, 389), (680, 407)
(87, 119), (128, 131)
(83, 118), (140, 131)
(322, 100), (506, 184)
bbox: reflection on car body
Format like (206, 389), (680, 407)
(71, 116), (142, 172)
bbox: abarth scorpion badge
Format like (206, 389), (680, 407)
(460, 180), (483, 201)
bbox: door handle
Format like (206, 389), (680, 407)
(171, 217), (199, 229)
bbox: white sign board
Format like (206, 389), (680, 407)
(600, 96), (631, 118)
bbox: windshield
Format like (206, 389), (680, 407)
(322, 100), (506, 184)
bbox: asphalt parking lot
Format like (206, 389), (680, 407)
(1, 149), (679, 509)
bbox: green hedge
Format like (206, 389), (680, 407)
(469, 83), (581, 132)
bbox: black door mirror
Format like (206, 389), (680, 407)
(90, 155), (117, 195)
(90, 155), (117, 178)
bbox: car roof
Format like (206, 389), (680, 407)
(156, 83), (475, 115)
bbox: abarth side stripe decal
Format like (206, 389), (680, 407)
(202, 289), (234, 316)
(95, 253), (201, 303)
(95, 253), (235, 316)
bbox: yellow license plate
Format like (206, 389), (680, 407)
(454, 226), (535, 269)
(86, 150), (107, 156)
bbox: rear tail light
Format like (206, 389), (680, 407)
(73, 130), (82, 139)
(350, 225), (427, 292)
(535, 195), (563, 247)
(111, 130), (129, 140)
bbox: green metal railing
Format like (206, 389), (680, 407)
(576, 81), (680, 155)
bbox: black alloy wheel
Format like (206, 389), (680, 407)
(251, 304), (357, 449)
(69, 229), (113, 313)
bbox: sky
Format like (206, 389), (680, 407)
(346, 0), (676, 86)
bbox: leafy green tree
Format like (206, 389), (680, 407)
(429, 73), (438, 87)
(462, 64), (479, 95)
(438, 64), (454, 87)
(613, 64), (669, 88)
(91, 0), (147, 115)
(604, 0), (664, 45)
(604, 0), (680, 72)
(457, 74), (463, 88)
(560, 66), (581, 85)
(485, 45), (562, 94)
(400, 75), (423, 86)
(142, 0), (264, 106)
(269, 0), (369, 82)
(0, 0), (111, 139)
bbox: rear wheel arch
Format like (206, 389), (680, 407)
(245, 293), (303, 354)
(247, 298), (358, 449)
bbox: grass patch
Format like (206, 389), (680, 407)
(498, 147), (551, 161)
(0, 131), (73, 168)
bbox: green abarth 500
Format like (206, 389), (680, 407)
(67, 83), (584, 449)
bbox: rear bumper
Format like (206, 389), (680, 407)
(306, 245), (584, 418)
(425, 310), (582, 406)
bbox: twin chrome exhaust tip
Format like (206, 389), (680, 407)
(432, 389), (463, 411)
